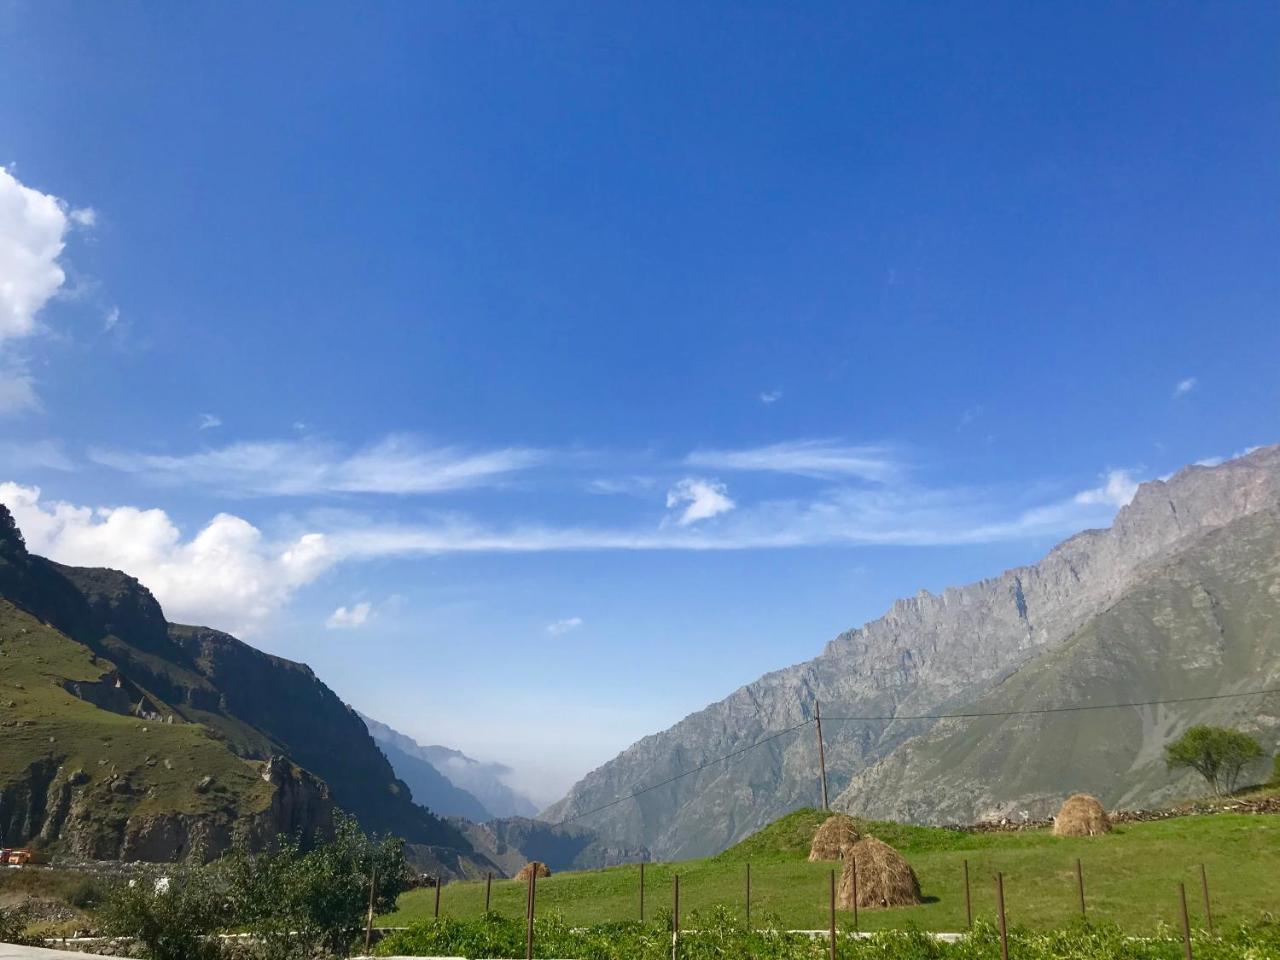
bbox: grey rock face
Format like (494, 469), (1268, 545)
(543, 447), (1280, 859)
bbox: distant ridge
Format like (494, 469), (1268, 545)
(543, 446), (1280, 858)
(360, 713), (539, 820)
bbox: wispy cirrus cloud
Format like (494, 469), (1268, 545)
(685, 439), (901, 483)
(89, 435), (545, 497)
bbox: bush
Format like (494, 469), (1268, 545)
(98, 867), (230, 960)
(225, 812), (409, 959)
(1164, 725), (1263, 794)
(65, 875), (108, 909)
(0, 902), (39, 946)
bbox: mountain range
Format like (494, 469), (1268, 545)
(359, 713), (539, 821)
(543, 445), (1280, 859)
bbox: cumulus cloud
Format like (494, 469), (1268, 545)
(1173, 377), (1197, 398)
(0, 166), (71, 342)
(90, 435), (544, 497)
(546, 616), (583, 636)
(666, 478), (735, 526)
(0, 482), (334, 634)
(686, 440), (900, 482)
(1072, 469), (1140, 508)
(326, 601), (373, 630)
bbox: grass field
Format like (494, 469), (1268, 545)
(382, 808), (1280, 935)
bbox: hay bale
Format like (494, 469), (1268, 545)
(1052, 794), (1112, 837)
(808, 814), (861, 861)
(837, 836), (922, 909)
(513, 860), (551, 881)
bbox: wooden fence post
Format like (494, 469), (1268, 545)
(640, 861), (646, 922)
(1199, 864), (1213, 935)
(745, 862), (751, 928)
(1076, 858), (1085, 917)
(828, 869), (836, 960)
(364, 865), (377, 951)
(673, 874), (680, 960)
(434, 876), (441, 918)
(1179, 882), (1193, 960)
(963, 859), (972, 930)
(485, 872), (492, 913)
(526, 870), (537, 960)
(851, 854), (858, 932)
(996, 872), (1009, 960)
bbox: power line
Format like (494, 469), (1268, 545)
(822, 688), (1280, 722)
(557, 720), (812, 825)
(555, 687), (1279, 827)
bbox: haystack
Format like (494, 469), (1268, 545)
(808, 813), (861, 861)
(837, 836), (922, 909)
(514, 861), (551, 881)
(1052, 794), (1112, 837)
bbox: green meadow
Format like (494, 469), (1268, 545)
(382, 808), (1280, 935)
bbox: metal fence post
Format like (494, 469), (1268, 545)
(526, 870), (537, 960)
(640, 861), (646, 923)
(745, 862), (751, 928)
(672, 874), (680, 960)
(485, 872), (492, 913)
(963, 859), (972, 930)
(434, 876), (441, 918)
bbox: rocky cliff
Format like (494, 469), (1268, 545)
(0, 506), (482, 873)
(543, 446), (1280, 858)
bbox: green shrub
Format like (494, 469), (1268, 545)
(0, 902), (39, 946)
(98, 867), (230, 960)
(225, 812), (409, 959)
(374, 912), (1280, 959)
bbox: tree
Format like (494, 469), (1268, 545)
(225, 813), (409, 959)
(98, 866), (230, 960)
(1164, 725), (1263, 795)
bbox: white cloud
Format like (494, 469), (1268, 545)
(326, 601), (373, 630)
(546, 616), (583, 636)
(1173, 377), (1197, 398)
(103, 306), (120, 332)
(758, 389), (782, 405)
(90, 435), (544, 497)
(1072, 469), (1140, 508)
(665, 478), (735, 526)
(0, 167), (70, 342)
(197, 413), (222, 431)
(0, 482), (334, 634)
(68, 207), (97, 228)
(686, 440), (900, 482)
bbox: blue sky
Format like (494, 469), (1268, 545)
(0, 1), (1276, 802)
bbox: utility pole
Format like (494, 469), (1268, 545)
(815, 698), (830, 811)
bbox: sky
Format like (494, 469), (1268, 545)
(0, 1), (1277, 805)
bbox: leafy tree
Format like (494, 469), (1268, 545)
(226, 812), (409, 959)
(98, 866), (230, 960)
(1164, 725), (1263, 795)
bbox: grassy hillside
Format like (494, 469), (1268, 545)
(0, 600), (273, 853)
(382, 807), (1280, 935)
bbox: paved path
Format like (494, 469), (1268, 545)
(0, 945), (97, 959)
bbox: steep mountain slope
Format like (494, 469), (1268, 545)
(377, 738), (491, 822)
(361, 713), (538, 819)
(543, 446), (1280, 859)
(840, 507), (1280, 822)
(0, 505), (481, 871)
